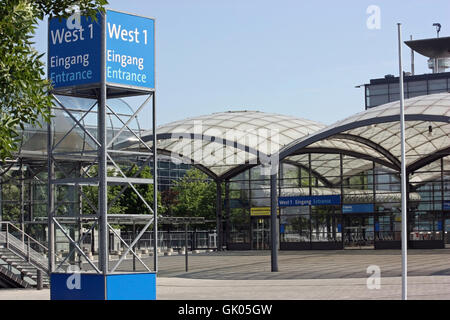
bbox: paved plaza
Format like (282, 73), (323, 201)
(118, 249), (450, 280)
(1, 249), (450, 300)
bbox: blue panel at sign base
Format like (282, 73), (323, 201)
(50, 273), (105, 300)
(48, 13), (102, 89)
(106, 273), (156, 300)
(106, 10), (155, 90)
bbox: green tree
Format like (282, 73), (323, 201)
(81, 165), (125, 216)
(120, 164), (163, 216)
(161, 188), (179, 216)
(172, 168), (217, 220)
(81, 164), (164, 217)
(0, 0), (107, 161)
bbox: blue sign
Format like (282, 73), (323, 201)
(444, 201), (450, 211)
(278, 195), (341, 207)
(106, 273), (156, 300)
(48, 13), (102, 88)
(48, 10), (155, 91)
(50, 272), (156, 300)
(342, 203), (374, 214)
(106, 10), (155, 89)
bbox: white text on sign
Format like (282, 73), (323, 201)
(107, 23), (149, 45)
(50, 25), (94, 44)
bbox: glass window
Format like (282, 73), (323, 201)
(159, 161), (169, 169)
(280, 214), (311, 242)
(428, 79), (447, 91)
(367, 84), (389, 95)
(408, 91), (427, 98)
(158, 169), (169, 177)
(368, 94), (389, 106)
(408, 80), (427, 93)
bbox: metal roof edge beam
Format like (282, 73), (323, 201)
(292, 148), (399, 171)
(407, 146), (450, 174)
(156, 148), (218, 180)
(280, 114), (450, 160)
(332, 133), (401, 169)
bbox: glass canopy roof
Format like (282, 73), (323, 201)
(13, 92), (450, 184)
(128, 110), (326, 178)
(281, 93), (450, 184)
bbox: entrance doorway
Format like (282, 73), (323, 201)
(251, 217), (270, 250)
(343, 215), (374, 249)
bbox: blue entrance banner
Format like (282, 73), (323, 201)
(48, 10), (155, 92)
(444, 201), (450, 211)
(106, 10), (155, 90)
(278, 195), (341, 207)
(342, 203), (374, 214)
(48, 13), (102, 89)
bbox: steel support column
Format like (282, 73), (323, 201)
(225, 180), (230, 249)
(152, 92), (158, 272)
(216, 180), (222, 251)
(270, 172), (278, 272)
(47, 118), (55, 274)
(98, 13), (108, 274)
(20, 164), (25, 244)
(398, 23), (408, 301)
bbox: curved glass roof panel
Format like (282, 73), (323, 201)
(125, 110), (326, 178)
(280, 93), (450, 183)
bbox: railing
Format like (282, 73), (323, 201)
(0, 257), (38, 287)
(104, 230), (217, 252)
(0, 222), (49, 273)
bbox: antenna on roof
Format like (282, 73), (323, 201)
(432, 23), (441, 38)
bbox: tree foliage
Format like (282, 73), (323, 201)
(0, 0), (107, 161)
(172, 168), (218, 220)
(119, 165), (163, 215)
(81, 164), (164, 220)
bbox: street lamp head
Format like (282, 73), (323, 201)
(433, 23), (441, 37)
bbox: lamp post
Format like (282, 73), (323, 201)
(397, 22), (408, 301)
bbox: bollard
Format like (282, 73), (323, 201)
(36, 269), (43, 290)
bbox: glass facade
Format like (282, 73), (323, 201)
(365, 73), (450, 109)
(154, 157), (191, 190)
(225, 155), (450, 250)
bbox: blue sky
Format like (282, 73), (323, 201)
(33, 0), (450, 128)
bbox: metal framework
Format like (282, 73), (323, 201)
(47, 89), (157, 274)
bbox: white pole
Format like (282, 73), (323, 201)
(397, 23), (408, 301)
